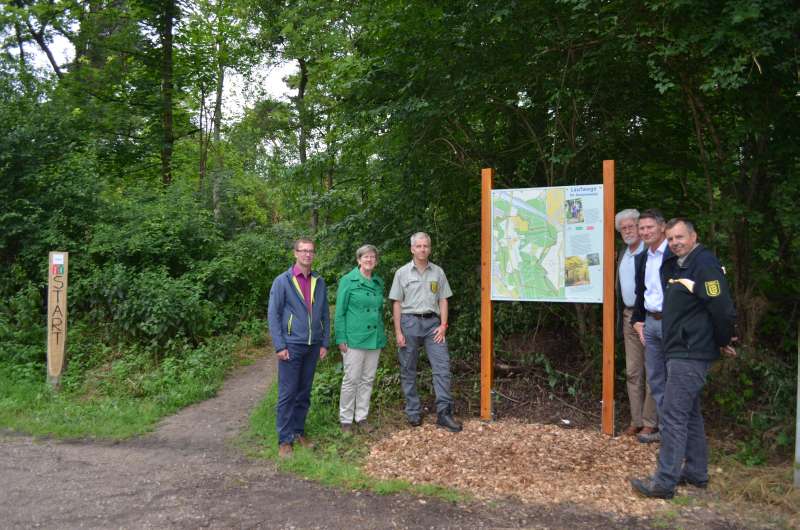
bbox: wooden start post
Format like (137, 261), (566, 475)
(480, 162), (617, 435)
(47, 251), (69, 388)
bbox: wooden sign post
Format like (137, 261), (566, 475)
(480, 168), (495, 420)
(601, 160), (616, 435)
(47, 251), (69, 388)
(480, 162), (616, 434)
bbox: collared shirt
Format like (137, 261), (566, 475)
(292, 264), (312, 311)
(619, 240), (644, 307)
(389, 260), (453, 315)
(643, 239), (668, 313)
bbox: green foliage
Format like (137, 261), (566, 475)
(0, 336), (234, 439)
(82, 265), (218, 349)
(708, 348), (796, 464)
(0, 282), (45, 364)
(193, 230), (293, 322)
(88, 185), (222, 275)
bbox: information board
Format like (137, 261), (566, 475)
(491, 185), (604, 303)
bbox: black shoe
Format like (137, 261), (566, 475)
(407, 416), (422, 427)
(630, 478), (675, 499)
(678, 476), (708, 489)
(436, 411), (463, 432)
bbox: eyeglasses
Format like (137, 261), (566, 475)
(296, 249), (315, 254)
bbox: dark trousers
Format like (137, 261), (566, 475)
(276, 343), (320, 445)
(397, 314), (453, 418)
(653, 358), (711, 490)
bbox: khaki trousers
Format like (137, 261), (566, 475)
(339, 347), (381, 424)
(623, 308), (657, 428)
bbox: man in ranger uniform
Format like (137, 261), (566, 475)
(631, 218), (736, 499)
(389, 232), (462, 432)
(268, 238), (330, 458)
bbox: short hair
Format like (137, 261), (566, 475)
(410, 232), (431, 246)
(665, 217), (696, 234)
(293, 237), (315, 250)
(614, 209), (640, 231)
(356, 244), (378, 261)
(638, 208), (665, 225)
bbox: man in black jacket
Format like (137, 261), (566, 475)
(631, 218), (736, 499)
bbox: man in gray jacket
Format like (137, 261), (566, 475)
(268, 238), (330, 458)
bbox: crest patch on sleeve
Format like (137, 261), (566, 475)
(705, 280), (721, 297)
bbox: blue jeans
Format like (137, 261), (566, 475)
(276, 343), (320, 445)
(397, 314), (453, 418)
(643, 315), (666, 419)
(653, 358), (711, 490)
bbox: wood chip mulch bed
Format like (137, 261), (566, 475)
(365, 419), (667, 517)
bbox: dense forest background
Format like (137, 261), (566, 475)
(1, 0), (798, 459)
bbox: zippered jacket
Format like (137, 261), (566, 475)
(334, 267), (387, 349)
(267, 266), (330, 352)
(660, 245), (736, 361)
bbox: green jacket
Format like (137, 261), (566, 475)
(334, 267), (387, 349)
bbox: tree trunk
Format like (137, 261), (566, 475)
(160, 0), (175, 186)
(198, 86), (208, 191)
(295, 58), (315, 232)
(25, 20), (63, 79)
(211, 47), (225, 220)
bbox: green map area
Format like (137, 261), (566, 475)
(492, 188), (566, 301)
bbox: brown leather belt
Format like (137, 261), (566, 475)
(647, 311), (663, 320)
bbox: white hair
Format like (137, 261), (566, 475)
(614, 209), (640, 231)
(410, 232), (431, 246)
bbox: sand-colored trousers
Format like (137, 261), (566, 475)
(623, 308), (657, 428)
(339, 347), (381, 424)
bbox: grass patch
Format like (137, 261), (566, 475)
(0, 335), (241, 439)
(710, 454), (800, 528)
(247, 366), (466, 503)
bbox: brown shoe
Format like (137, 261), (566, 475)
(278, 443), (293, 458)
(341, 423), (354, 434)
(295, 435), (315, 449)
(623, 425), (642, 436)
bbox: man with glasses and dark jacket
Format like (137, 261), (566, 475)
(268, 238), (330, 458)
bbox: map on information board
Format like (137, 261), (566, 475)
(491, 184), (604, 303)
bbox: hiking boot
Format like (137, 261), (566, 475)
(436, 409), (463, 432)
(278, 443), (293, 458)
(630, 477), (674, 499)
(341, 423), (354, 434)
(407, 416), (422, 427)
(637, 427), (661, 444)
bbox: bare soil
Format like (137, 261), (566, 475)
(0, 354), (785, 529)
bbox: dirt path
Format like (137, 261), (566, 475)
(0, 356), (745, 529)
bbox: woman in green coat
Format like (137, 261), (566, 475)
(335, 244), (387, 433)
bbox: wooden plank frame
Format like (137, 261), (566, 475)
(601, 160), (616, 435)
(480, 168), (494, 420)
(479, 163), (617, 434)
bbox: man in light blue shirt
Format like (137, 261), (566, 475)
(631, 209), (673, 444)
(615, 209), (656, 437)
